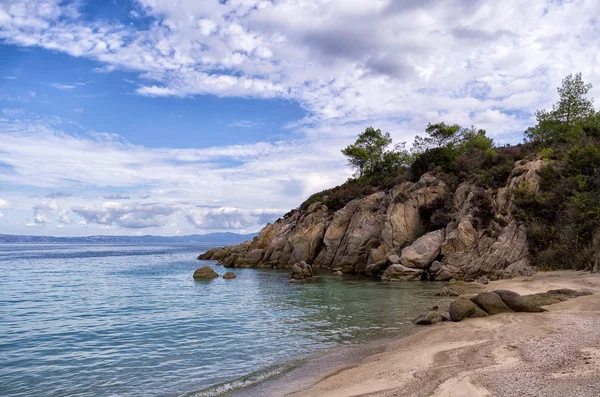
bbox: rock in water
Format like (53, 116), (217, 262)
(381, 264), (425, 281)
(414, 311), (446, 325)
(492, 290), (546, 312)
(400, 229), (445, 268)
(290, 261), (314, 281)
(436, 286), (465, 297)
(365, 260), (389, 276)
(474, 292), (513, 315)
(223, 272), (236, 279)
(476, 276), (489, 285)
(193, 265), (219, 279)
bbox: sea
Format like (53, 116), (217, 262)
(0, 243), (443, 397)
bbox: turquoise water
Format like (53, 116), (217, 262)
(0, 244), (442, 397)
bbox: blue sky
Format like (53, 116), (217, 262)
(0, 0), (599, 236)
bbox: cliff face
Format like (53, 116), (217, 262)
(200, 160), (544, 281)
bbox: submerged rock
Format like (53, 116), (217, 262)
(436, 286), (465, 297)
(193, 265), (219, 279)
(223, 272), (236, 279)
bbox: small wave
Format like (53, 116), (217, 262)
(181, 360), (303, 397)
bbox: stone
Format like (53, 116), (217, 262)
(524, 293), (565, 307)
(449, 298), (479, 321)
(474, 292), (513, 315)
(365, 260), (389, 276)
(334, 271), (343, 276)
(546, 288), (592, 298)
(429, 260), (443, 273)
(436, 286), (465, 297)
(381, 264), (425, 281)
(476, 276), (489, 285)
(492, 290), (546, 312)
(387, 254), (401, 264)
(470, 306), (490, 318)
(400, 229), (445, 268)
(414, 311), (446, 325)
(223, 272), (236, 279)
(193, 265), (219, 279)
(291, 262), (313, 280)
(525, 289), (592, 306)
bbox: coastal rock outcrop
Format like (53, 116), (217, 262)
(193, 266), (219, 279)
(199, 160), (546, 281)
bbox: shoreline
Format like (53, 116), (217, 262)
(286, 270), (600, 397)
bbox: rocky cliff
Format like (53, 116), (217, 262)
(199, 159), (544, 281)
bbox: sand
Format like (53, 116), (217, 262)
(288, 271), (600, 397)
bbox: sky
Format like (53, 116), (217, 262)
(0, 0), (599, 236)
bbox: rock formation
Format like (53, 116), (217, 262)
(289, 261), (314, 283)
(193, 265), (219, 279)
(417, 288), (591, 325)
(200, 160), (545, 281)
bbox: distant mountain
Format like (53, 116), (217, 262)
(0, 232), (257, 244)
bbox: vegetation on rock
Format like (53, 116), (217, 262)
(203, 74), (600, 277)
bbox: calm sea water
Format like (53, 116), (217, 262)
(0, 243), (442, 397)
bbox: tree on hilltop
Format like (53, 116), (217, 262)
(341, 127), (410, 178)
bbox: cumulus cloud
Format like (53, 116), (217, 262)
(186, 207), (283, 230)
(29, 199), (58, 225)
(71, 202), (178, 229)
(2, 0), (600, 234)
(0, 198), (9, 221)
(0, 0), (598, 140)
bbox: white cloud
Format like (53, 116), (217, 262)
(71, 202), (178, 229)
(1, 0), (600, 234)
(49, 83), (77, 90)
(0, 0), (597, 139)
(186, 207), (283, 230)
(0, 198), (9, 221)
(229, 120), (265, 128)
(31, 199), (58, 225)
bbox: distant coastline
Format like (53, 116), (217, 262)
(0, 232), (256, 244)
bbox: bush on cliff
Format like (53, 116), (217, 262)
(298, 74), (600, 271)
(516, 74), (600, 270)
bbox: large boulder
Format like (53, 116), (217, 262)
(381, 264), (425, 281)
(449, 298), (484, 321)
(474, 292), (513, 315)
(193, 265), (219, 279)
(400, 230), (445, 268)
(492, 290), (546, 313)
(365, 260), (389, 277)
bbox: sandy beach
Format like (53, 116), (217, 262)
(289, 271), (600, 397)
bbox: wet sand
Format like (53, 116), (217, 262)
(288, 271), (600, 397)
